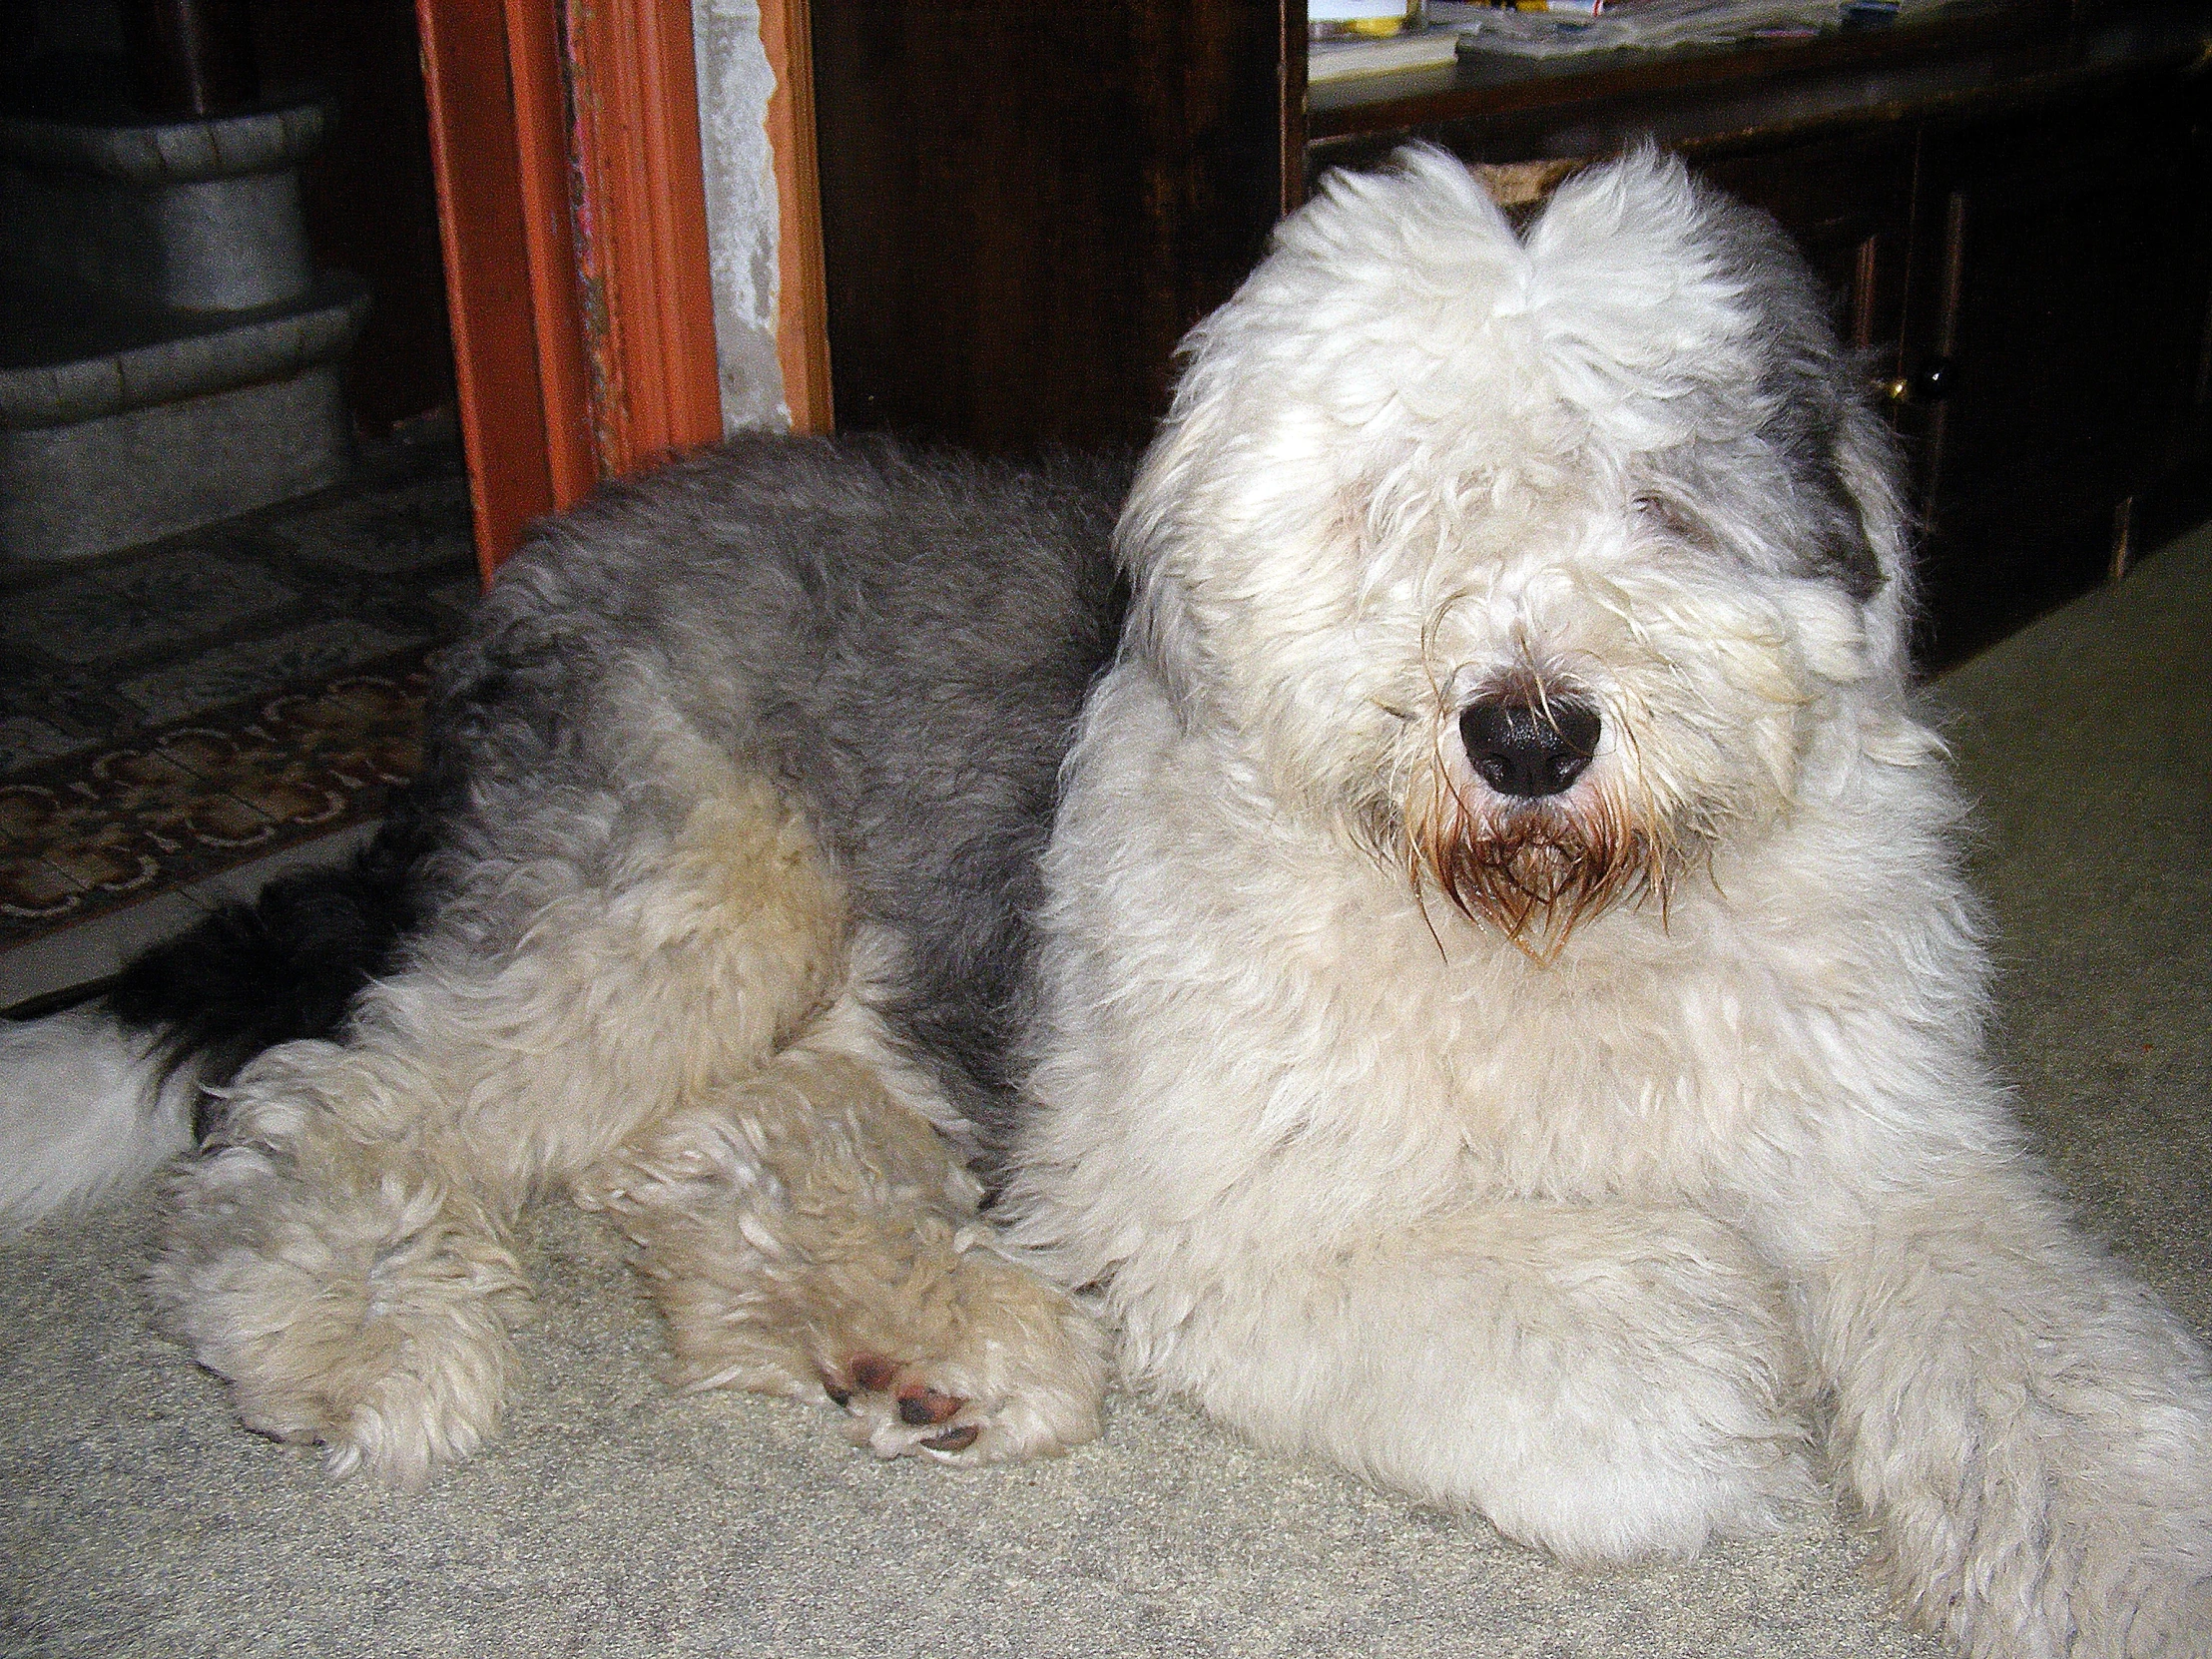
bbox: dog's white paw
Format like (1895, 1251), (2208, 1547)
(581, 1043), (1110, 1467)
(228, 1293), (518, 1489)
(590, 1168), (1108, 1465)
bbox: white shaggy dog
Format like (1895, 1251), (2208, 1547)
(4, 148), (2208, 1657)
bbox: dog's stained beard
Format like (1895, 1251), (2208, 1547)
(1396, 780), (1669, 962)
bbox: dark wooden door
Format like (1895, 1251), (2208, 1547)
(808, 0), (1285, 453)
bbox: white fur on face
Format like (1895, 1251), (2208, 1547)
(1118, 148), (1883, 944)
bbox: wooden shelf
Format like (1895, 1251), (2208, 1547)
(1304, 0), (2212, 174)
(1308, 1), (2039, 127)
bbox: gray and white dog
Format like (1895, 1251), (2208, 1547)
(4, 148), (2208, 1657)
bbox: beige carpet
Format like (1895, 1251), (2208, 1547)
(4, 525), (2206, 1659)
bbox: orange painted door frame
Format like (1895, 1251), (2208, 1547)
(417, 0), (830, 581)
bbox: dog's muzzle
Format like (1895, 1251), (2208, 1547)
(1458, 695), (1600, 799)
(1397, 687), (1654, 955)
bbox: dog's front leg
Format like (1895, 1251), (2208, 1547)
(147, 763), (852, 1485)
(1106, 1199), (1821, 1561)
(575, 1034), (1107, 1465)
(1773, 1150), (2212, 1658)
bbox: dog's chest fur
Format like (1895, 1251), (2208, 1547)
(1022, 657), (1980, 1272)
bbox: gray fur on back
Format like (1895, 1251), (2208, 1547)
(420, 434), (1130, 1153)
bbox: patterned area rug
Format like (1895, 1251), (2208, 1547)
(0, 447), (478, 950)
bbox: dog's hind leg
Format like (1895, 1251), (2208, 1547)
(574, 990), (1107, 1466)
(155, 1079), (533, 1485)
(153, 767), (848, 1486)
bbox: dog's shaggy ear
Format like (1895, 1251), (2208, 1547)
(1639, 158), (1917, 650)
(1536, 149), (1916, 673)
(1826, 394), (1917, 677)
(1111, 377), (1222, 721)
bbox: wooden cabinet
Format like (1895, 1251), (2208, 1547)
(1900, 81), (2212, 654)
(809, 0), (2212, 663)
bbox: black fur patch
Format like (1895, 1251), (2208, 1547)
(106, 794), (443, 1140)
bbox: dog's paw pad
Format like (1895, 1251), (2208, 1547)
(811, 1260), (1107, 1466)
(896, 1385), (964, 1426)
(847, 1354), (898, 1393)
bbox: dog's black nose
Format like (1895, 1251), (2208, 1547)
(1459, 696), (1601, 799)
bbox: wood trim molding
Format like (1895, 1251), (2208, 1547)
(761, 0), (832, 433)
(562, 0), (727, 478)
(416, 0), (588, 582)
(503, 0), (597, 513)
(417, 0), (731, 576)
